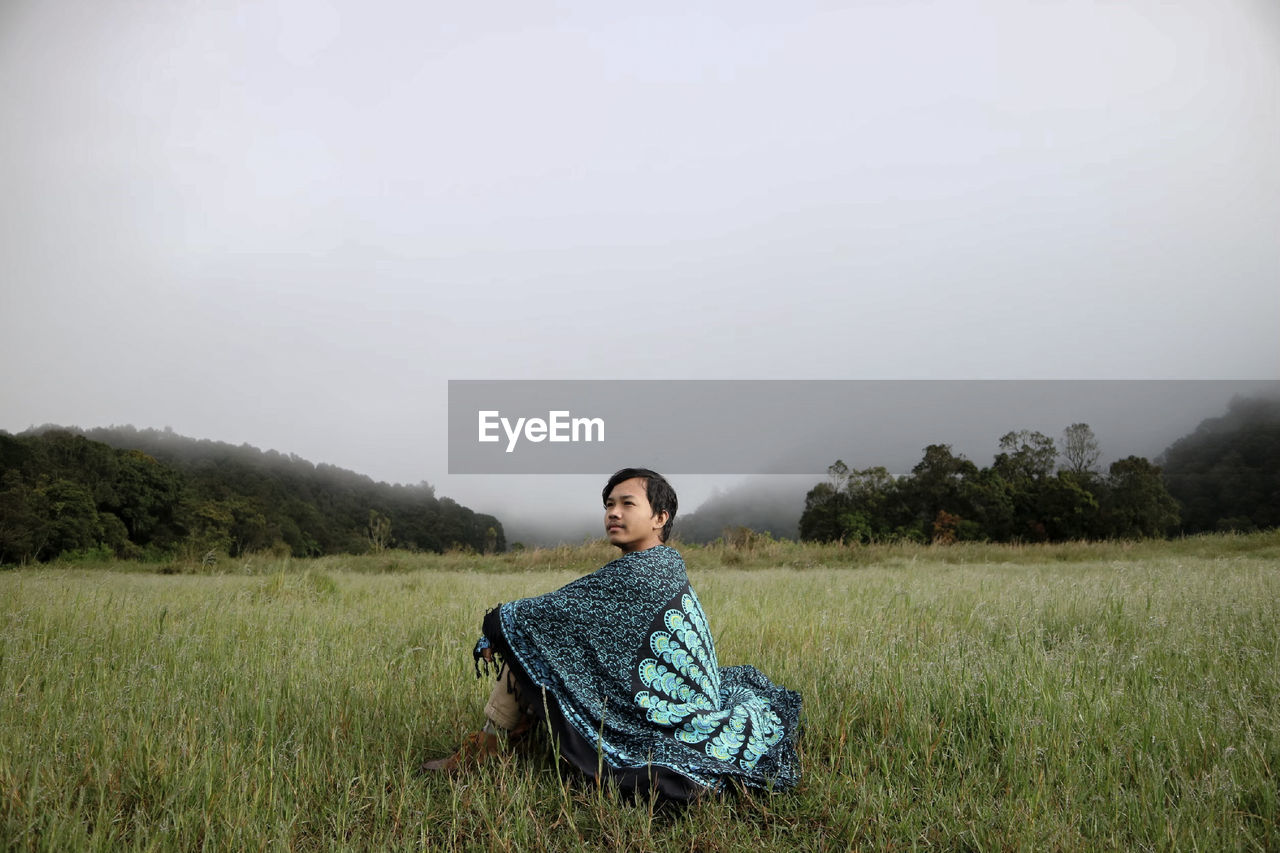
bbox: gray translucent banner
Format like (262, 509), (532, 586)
(448, 380), (1279, 475)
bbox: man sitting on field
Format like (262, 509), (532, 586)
(421, 467), (803, 800)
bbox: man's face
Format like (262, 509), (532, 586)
(604, 477), (666, 553)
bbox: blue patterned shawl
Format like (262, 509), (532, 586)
(478, 545), (801, 798)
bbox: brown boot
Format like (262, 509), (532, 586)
(419, 731), (501, 774)
(505, 714), (534, 748)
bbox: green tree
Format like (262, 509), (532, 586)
(994, 430), (1057, 482)
(108, 449), (182, 545)
(907, 444), (978, 540)
(799, 481), (847, 543)
(843, 466), (904, 541)
(37, 478), (102, 557)
(800, 462), (908, 543)
(1101, 456), (1179, 538)
(959, 468), (1015, 541)
(992, 430), (1060, 541)
(185, 499), (236, 555)
(1037, 472), (1100, 541)
(0, 471), (46, 564)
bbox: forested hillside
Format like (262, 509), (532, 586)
(0, 426), (503, 564)
(1160, 395), (1280, 533)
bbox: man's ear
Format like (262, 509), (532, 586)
(652, 510), (670, 531)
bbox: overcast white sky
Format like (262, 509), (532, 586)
(2, 0), (1277, 535)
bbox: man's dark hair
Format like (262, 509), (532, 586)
(602, 467), (678, 542)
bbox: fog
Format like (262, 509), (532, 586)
(2, 1), (1276, 542)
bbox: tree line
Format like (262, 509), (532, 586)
(799, 395), (1278, 544)
(0, 426), (505, 565)
(801, 424), (1182, 544)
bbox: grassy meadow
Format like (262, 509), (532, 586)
(2, 533), (1279, 851)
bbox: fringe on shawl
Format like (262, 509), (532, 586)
(473, 606), (509, 685)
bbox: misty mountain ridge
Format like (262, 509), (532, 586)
(3, 424), (504, 562)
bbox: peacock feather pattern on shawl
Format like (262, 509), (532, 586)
(635, 591), (786, 771)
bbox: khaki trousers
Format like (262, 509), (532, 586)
(483, 664), (527, 732)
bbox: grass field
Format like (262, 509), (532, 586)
(2, 532), (1278, 851)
